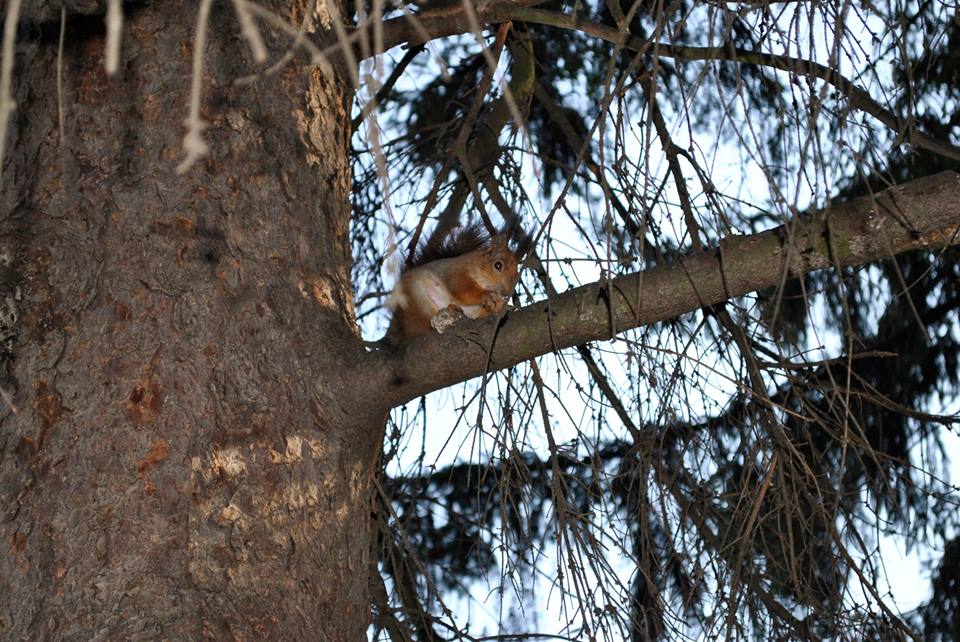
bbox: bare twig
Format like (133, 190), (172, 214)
(0, 0), (23, 186)
(177, 0), (214, 175)
(57, 7), (66, 145)
(243, 2), (333, 75)
(105, 0), (123, 76)
(352, 44), (424, 130)
(0, 383), (18, 415)
(232, 0), (269, 63)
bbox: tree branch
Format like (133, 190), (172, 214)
(357, 171), (960, 410)
(361, 3), (960, 161)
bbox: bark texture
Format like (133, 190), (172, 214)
(1, 2), (373, 639)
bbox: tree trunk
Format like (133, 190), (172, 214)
(1, 3), (374, 639)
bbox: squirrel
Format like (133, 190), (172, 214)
(386, 223), (527, 344)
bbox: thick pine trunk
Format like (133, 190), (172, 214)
(1, 3), (375, 639)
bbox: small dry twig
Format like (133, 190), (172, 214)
(176, 0), (214, 175)
(0, 0), (23, 186)
(105, 0), (123, 76)
(232, 0), (268, 63)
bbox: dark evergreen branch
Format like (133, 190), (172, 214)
(358, 3), (960, 161)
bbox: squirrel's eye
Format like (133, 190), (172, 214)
(494, 260), (504, 271)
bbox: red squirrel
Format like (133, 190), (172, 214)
(386, 223), (526, 344)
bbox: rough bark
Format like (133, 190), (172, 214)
(15, 1), (112, 27)
(365, 171), (960, 409)
(0, 2), (373, 639)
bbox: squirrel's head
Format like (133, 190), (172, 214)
(475, 234), (520, 294)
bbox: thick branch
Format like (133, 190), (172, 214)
(365, 0), (545, 56)
(358, 172), (960, 410)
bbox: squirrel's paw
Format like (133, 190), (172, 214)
(431, 305), (467, 334)
(480, 292), (507, 314)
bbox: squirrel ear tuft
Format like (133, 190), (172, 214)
(490, 234), (510, 251)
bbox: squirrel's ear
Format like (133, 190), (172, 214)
(489, 234), (510, 252)
(511, 228), (533, 259)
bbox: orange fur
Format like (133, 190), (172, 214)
(387, 232), (521, 343)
